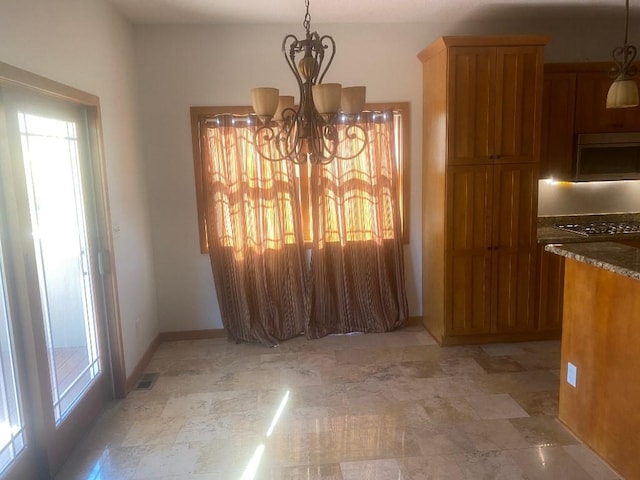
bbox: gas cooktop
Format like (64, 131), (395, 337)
(555, 221), (640, 237)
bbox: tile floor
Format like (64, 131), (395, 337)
(56, 325), (621, 479)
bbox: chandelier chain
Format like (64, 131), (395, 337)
(624, 0), (629, 46)
(303, 0), (311, 34)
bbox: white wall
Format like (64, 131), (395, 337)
(0, 0), (158, 377)
(134, 12), (636, 332)
(134, 23), (424, 331)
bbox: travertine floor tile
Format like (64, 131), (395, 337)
(452, 450), (527, 479)
(509, 389), (559, 417)
(457, 419), (530, 451)
(509, 416), (581, 447)
(399, 454), (466, 479)
(340, 458), (402, 480)
(464, 393), (530, 420)
(132, 443), (199, 479)
(562, 444), (622, 480)
(510, 445), (615, 480)
(55, 326), (619, 480)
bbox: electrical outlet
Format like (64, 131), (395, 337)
(567, 362), (577, 388)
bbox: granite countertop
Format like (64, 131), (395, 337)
(545, 242), (640, 281)
(537, 212), (640, 244)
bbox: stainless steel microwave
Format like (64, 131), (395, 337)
(575, 132), (640, 181)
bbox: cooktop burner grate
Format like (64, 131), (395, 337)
(555, 221), (640, 236)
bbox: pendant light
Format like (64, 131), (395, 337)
(606, 0), (639, 108)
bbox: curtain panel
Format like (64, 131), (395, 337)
(202, 116), (307, 346)
(307, 112), (409, 337)
(202, 112), (408, 346)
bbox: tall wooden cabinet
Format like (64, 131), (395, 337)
(418, 36), (550, 345)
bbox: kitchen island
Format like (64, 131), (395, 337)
(545, 241), (640, 480)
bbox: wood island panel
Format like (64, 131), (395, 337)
(559, 258), (640, 480)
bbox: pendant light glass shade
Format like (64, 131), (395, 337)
(606, 77), (640, 108)
(341, 86), (366, 115)
(311, 83), (342, 115)
(251, 87), (280, 120)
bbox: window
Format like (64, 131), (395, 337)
(190, 102), (409, 253)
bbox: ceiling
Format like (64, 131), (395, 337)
(105, 0), (627, 25)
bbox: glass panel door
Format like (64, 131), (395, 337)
(0, 239), (26, 475)
(17, 111), (102, 424)
(0, 83), (113, 476)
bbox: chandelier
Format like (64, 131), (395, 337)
(250, 0), (367, 164)
(606, 0), (639, 108)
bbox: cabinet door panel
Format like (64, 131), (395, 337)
(575, 72), (640, 132)
(448, 47), (495, 165)
(495, 47), (544, 163)
(540, 72), (576, 179)
(494, 250), (537, 332)
(446, 166), (493, 334)
(450, 254), (492, 334)
(492, 164), (538, 332)
(537, 246), (564, 332)
(492, 164), (538, 249)
(448, 166), (493, 250)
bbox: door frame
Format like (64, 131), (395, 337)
(0, 61), (126, 476)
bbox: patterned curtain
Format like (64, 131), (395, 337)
(202, 115), (307, 346)
(306, 111), (409, 338)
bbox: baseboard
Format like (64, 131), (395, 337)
(125, 333), (161, 394)
(407, 316), (422, 327)
(158, 328), (227, 341)
(437, 329), (562, 346)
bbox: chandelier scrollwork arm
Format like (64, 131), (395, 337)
(610, 44), (638, 80)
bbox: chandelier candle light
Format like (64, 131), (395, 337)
(606, 0), (639, 108)
(250, 0), (367, 164)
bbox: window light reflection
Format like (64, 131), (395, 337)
(537, 446), (547, 468)
(239, 444), (265, 480)
(85, 449), (112, 480)
(239, 389), (290, 480)
(266, 389), (290, 437)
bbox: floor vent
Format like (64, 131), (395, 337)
(135, 372), (159, 390)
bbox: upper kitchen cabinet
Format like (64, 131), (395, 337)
(540, 63), (640, 179)
(419, 35), (549, 345)
(444, 42), (545, 165)
(540, 71), (576, 179)
(575, 68), (640, 133)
